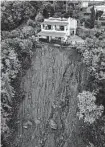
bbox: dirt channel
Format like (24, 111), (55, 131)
(11, 44), (88, 147)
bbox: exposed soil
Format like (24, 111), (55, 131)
(10, 43), (89, 147)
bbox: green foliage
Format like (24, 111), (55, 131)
(1, 18), (37, 144)
(90, 6), (96, 29)
(21, 26), (35, 38)
(1, 41), (21, 79)
(76, 30), (105, 146)
(1, 108), (10, 137)
(35, 12), (44, 23)
(27, 19), (36, 27)
(77, 30), (105, 105)
(53, 12), (62, 18)
(43, 2), (54, 18)
(1, 40), (21, 140)
(77, 27), (97, 40)
(55, 1), (64, 12)
(96, 10), (103, 20)
(1, 1), (41, 146)
(85, 19), (92, 28)
(83, 6), (96, 29)
(77, 91), (104, 124)
(95, 20), (102, 29)
(1, 1), (39, 30)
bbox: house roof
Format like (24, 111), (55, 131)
(41, 21), (68, 26)
(49, 17), (68, 21)
(38, 31), (66, 38)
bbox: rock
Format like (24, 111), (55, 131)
(23, 120), (33, 129)
(23, 125), (28, 129)
(35, 119), (40, 125)
(49, 119), (57, 130)
(26, 120), (32, 126)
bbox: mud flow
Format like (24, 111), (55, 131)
(12, 44), (88, 147)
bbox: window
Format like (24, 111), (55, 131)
(48, 25), (51, 30)
(60, 26), (64, 31)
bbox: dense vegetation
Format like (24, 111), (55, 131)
(1, 1), (42, 145)
(76, 30), (105, 146)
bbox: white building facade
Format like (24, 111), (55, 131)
(38, 17), (77, 42)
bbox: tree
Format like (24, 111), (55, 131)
(96, 10), (103, 20)
(76, 30), (105, 147)
(90, 6), (96, 29)
(43, 3), (54, 18)
(1, 1), (39, 30)
(77, 91), (104, 124)
(35, 12), (44, 22)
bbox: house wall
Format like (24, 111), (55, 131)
(68, 18), (77, 36)
(41, 24), (69, 36)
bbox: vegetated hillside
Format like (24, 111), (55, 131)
(9, 44), (89, 147)
(1, 1), (105, 147)
(1, 1), (42, 146)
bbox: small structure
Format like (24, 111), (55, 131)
(37, 17), (77, 43)
(81, 1), (89, 8)
(99, 12), (105, 29)
(95, 5), (105, 12)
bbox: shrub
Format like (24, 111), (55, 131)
(77, 91), (104, 124)
(27, 19), (36, 27)
(1, 39), (21, 141)
(43, 3), (54, 18)
(53, 12), (62, 18)
(35, 12), (44, 22)
(21, 26), (35, 38)
(1, 1), (37, 31)
(8, 30), (20, 38)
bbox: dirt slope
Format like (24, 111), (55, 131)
(11, 44), (88, 147)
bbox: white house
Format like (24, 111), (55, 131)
(38, 17), (77, 42)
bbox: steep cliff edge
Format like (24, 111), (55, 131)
(11, 44), (89, 147)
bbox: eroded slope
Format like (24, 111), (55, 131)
(12, 44), (88, 147)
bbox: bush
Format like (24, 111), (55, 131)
(53, 12), (62, 18)
(85, 19), (91, 28)
(21, 26), (35, 38)
(77, 27), (97, 39)
(43, 3), (54, 18)
(95, 21), (101, 29)
(77, 91), (104, 124)
(1, 39), (21, 141)
(35, 12), (44, 22)
(8, 30), (20, 38)
(27, 19), (36, 27)
(1, 1), (37, 31)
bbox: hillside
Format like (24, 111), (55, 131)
(7, 44), (88, 147)
(1, 1), (105, 147)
